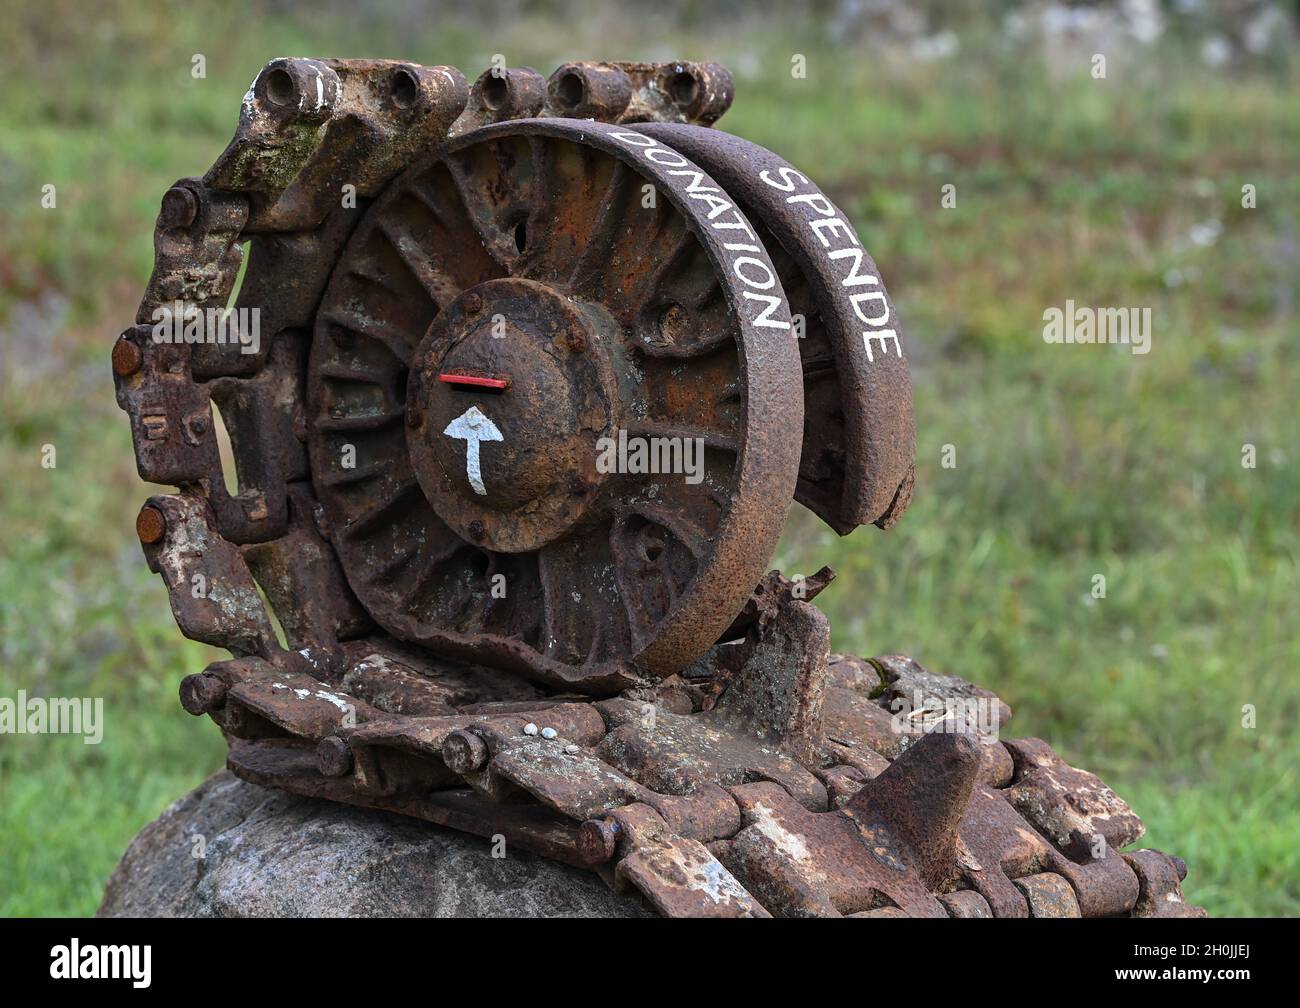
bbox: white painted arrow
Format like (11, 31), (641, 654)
(442, 405), (503, 496)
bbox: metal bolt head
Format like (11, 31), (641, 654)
(467, 519), (487, 543)
(135, 504), (166, 545)
(576, 818), (619, 866)
(463, 291), (484, 315)
(442, 729), (489, 773)
(111, 337), (143, 377)
(178, 672), (227, 716)
(160, 186), (199, 229)
(317, 735), (354, 778)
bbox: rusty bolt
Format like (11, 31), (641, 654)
(467, 519), (487, 543)
(442, 729), (489, 774)
(178, 673), (227, 716)
(576, 818), (620, 866)
(111, 337), (143, 377)
(160, 186), (199, 229)
(317, 735), (354, 778)
(463, 291), (484, 315)
(135, 504), (167, 545)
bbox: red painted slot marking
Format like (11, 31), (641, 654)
(438, 373), (510, 391)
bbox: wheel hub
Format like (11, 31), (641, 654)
(406, 278), (618, 553)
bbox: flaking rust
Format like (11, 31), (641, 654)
(116, 56), (1204, 918)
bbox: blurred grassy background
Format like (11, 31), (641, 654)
(1, 0), (1296, 916)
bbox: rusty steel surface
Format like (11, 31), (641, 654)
(115, 55), (1204, 918)
(206, 612), (1203, 918)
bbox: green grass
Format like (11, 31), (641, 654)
(1, 2), (1297, 916)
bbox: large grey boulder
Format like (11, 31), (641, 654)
(98, 771), (651, 918)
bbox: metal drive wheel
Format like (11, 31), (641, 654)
(306, 118), (802, 692)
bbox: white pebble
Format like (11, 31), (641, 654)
(523, 723), (538, 736)
(564, 744), (579, 755)
(540, 727), (557, 740)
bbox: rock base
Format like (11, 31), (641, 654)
(98, 771), (651, 918)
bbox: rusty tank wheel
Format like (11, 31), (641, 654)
(306, 118), (803, 692)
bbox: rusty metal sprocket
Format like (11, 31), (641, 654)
(305, 118), (801, 691)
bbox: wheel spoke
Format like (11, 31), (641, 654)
(346, 262), (399, 296)
(439, 137), (539, 274)
(374, 217), (459, 310)
(623, 228), (737, 358)
(537, 527), (627, 665)
(318, 455), (390, 487)
(443, 160), (514, 274)
(608, 501), (708, 646)
(319, 306), (416, 367)
(407, 165), (507, 289)
(569, 160), (638, 297)
(313, 411), (403, 432)
(630, 348), (745, 449)
(396, 526), (478, 607)
(518, 137), (617, 286)
(341, 478), (422, 538)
